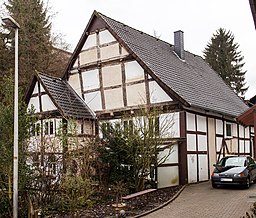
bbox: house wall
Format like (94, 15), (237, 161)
(186, 112), (208, 183)
(28, 81), (57, 113)
(65, 26), (251, 187)
(28, 117), (95, 178)
(67, 29), (172, 112)
(185, 111), (252, 184)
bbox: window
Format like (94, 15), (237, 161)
(124, 120), (133, 135)
(149, 117), (160, 136)
(101, 122), (111, 138)
(35, 123), (40, 136)
(225, 123), (232, 137)
(50, 121), (54, 135)
(44, 120), (54, 135)
(45, 122), (49, 135)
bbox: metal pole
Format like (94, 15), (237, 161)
(2, 16), (20, 218)
(13, 26), (19, 218)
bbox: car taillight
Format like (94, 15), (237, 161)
(211, 172), (219, 177)
(239, 173), (246, 177)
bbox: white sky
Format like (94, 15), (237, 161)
(48, 0), (256, 99)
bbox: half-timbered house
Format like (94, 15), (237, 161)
(26, 10), (251, 188)
(26, 73), (96, 177)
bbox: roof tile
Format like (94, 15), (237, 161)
(99, 12), (248, 117)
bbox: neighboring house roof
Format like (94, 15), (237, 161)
(64, 11), (248, 117)
(26, 74), (95, 120)
(250, 0), (256, 29)
(237, 104), (256, 126)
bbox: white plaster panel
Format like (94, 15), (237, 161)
(102, 64), (122, 87)
(198, 135), (207, 151)
(239, 140), (245, 153)
(83, 34), (97, 50)
(216, 137), (223, 152)
(158, 144), (178, 164)
(85, 91), (102, 111)
(32, 82), (38, 94)
(245, 127), (250, 138)
(125, 61), (144, 83)
(42, 95), (57, 111)
(99, 30), (116, 44)
(121, 47), (129, 55)
(226, 138), (237, 154)
(187, 154), (197, 183)
(73, 58), (78, 68)
(187, 134), (196, 151)
(159, 112), (180, 138)
(245, 141), (250, 153)
(216, 119), (223, 135)
(40, 84), (45, 92)
(126, 83), (146, 106)
(157, 166), (179, 188)
(198, 154), (208, 181)
(104, 88), (124, 110)
(68, 73), (82, 97)
(82, 69), (100, 91)
(251, 127), (254, 133)
(149, 81), (172, 104)
(232, 123), (238, 137)
(197, 115), (206, 132)
(28, 97), (40, 113)
(80, 49), (98, 65)
(239, 125), (244, 138)
(55, 119), (62, 134)
(186, 112), (196, 131)
(100, 43), (119, 60)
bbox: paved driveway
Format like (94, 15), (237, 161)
(144, 181), (256, 218)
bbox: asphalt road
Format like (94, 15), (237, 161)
(143, 181), (256, 218)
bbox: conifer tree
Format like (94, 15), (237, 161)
(2, 0), (70, 91)
(3, 0), (52, 90)
(203, 28), (248, 97)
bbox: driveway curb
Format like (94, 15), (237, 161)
(133, 185), (187, 218)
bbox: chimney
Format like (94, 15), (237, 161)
(174, 30), (185, 60)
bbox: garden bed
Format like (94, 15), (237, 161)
(54, 185), (183, 218)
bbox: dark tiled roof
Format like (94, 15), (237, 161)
(98, 12), (248, 117)
(39, 74), (95, 119)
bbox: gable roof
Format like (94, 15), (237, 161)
(64, 11), (248, 118)
(27, 74), (95, 120)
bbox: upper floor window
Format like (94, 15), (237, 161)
(44, 120), (54, 135)
(32, 123), (41, 136)
(225, 123), (232, 137)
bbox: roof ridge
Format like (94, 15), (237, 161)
(97, 11), (173, 46)
(38, 72), (62, 81)
(97, 11), (205, 58)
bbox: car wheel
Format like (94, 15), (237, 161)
(245, 177), (250, 189)
(212, 182), (217, 188)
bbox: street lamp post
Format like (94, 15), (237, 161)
(2, 16), (20, 218)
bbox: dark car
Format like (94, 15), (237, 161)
(211, 156), (256, 188)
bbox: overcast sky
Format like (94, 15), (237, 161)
(48, 1), (255, 99)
